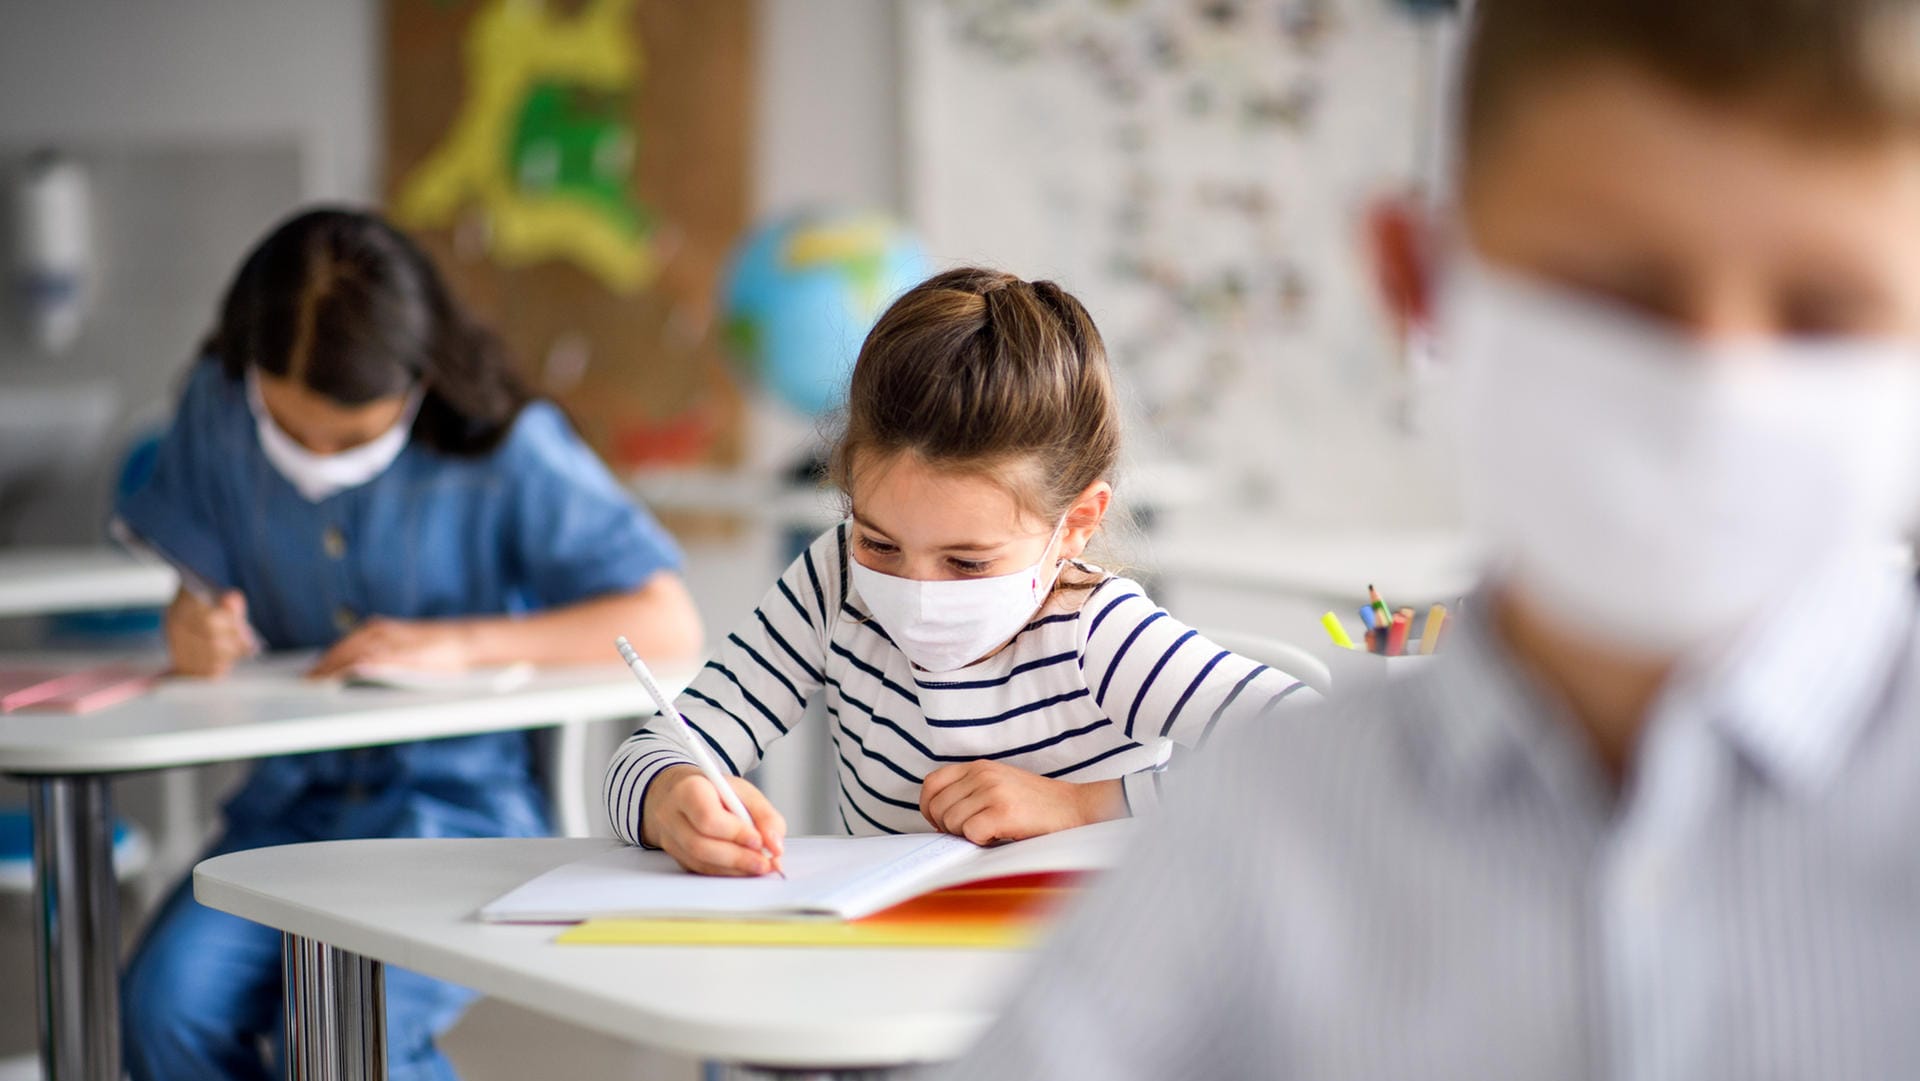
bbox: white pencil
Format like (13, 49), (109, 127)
(614, 637), (785, 878)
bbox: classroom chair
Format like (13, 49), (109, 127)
(532, 720), (602, 838)
(1202, 628), (1334, 697)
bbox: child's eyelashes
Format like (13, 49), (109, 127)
(857, 534), (996, 576)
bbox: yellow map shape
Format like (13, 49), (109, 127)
(782, 215), (895, 268)
(783, 214), (897, 313)
(395, 0), (656, 293)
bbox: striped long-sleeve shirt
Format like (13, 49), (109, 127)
(605, 523), (1313, 843)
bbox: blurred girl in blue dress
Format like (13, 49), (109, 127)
(116, 207), (703, 1081)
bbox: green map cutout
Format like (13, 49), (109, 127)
(507, 81), (649, 239)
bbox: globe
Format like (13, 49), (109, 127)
(721, 210), (932, 418)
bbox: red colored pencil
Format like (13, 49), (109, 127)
(1386, 609), (1413, 656)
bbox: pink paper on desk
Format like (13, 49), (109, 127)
(2, 665), (161, 714)
(0, 670), (87, 712)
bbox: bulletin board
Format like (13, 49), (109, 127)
(905, 0), (1458, 524)
(382, 0), (753, 471)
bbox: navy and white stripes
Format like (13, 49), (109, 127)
(604, 524), (1312, 842)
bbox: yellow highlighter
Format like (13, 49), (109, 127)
(1321, 612), (1357, 651)
(1421, 605), (1448, 655)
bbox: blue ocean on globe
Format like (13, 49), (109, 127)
(721, 210), (932, 418)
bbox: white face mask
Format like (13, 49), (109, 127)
(1445, 256), (1920, 657)
(850, 519), (1068, 673)
(246, 368), (422, 503)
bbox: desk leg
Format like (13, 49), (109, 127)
(29, 775), (120, 1081)
(283, 934), (387, 1081)
(550, 717), (592, 838)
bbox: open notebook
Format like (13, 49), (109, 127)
(478, 819), (1136, 924)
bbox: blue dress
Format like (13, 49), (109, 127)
(116, 360), (682, 1081)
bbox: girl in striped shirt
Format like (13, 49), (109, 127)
(605, 267), (1315, 874)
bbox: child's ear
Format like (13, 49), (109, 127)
(1061, 481), (1113, 560)
(1365, 193), (1437, 338)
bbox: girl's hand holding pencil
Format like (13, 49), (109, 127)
(617, 636), (789, 878)
(642, 765), (789, 877)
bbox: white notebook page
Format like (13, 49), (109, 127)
(477, 833), (979, 922)
(477, 820), (1138, 924)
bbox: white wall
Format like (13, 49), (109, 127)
(0, 0), (380, 200)
(754, 0), (903, 217)
(737, 0), (905, 472)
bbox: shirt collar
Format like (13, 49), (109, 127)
(1422, 554), (1915, 803)
(1421, 601), (1609, 808)
(1667, 552), (1914, 798)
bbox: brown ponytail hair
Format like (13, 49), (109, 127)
(830, 267), (1122, 553)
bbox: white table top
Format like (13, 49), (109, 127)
(0, 655), (697, 776)
(628, 460), (1216, 531)
(0, 547), (177, 619)
(628, 467), (844, 530)
(196, 838), (1025, 1069)
(1145, 520), (1917, 607)
(1145, 519), (1480, 605)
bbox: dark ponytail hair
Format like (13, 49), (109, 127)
(208, 206), (532, 456)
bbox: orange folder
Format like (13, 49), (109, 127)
(557, 872), (1084, 949)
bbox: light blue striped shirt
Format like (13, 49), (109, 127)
(938, 555), (1920, 1080)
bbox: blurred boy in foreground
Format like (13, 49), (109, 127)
(940, 1), (1920, 1077)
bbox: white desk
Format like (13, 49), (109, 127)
(1147, 523), (1915, 609)
(628, 460), (1217, 534)
(1145, 519), (1479, 606)
(628, 467), (844, 532)
(0, 658), (677, 774)
(0, 654), (699, 1081)
(197, 838), (1023, 1078)
(0, 548), (176, 619)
